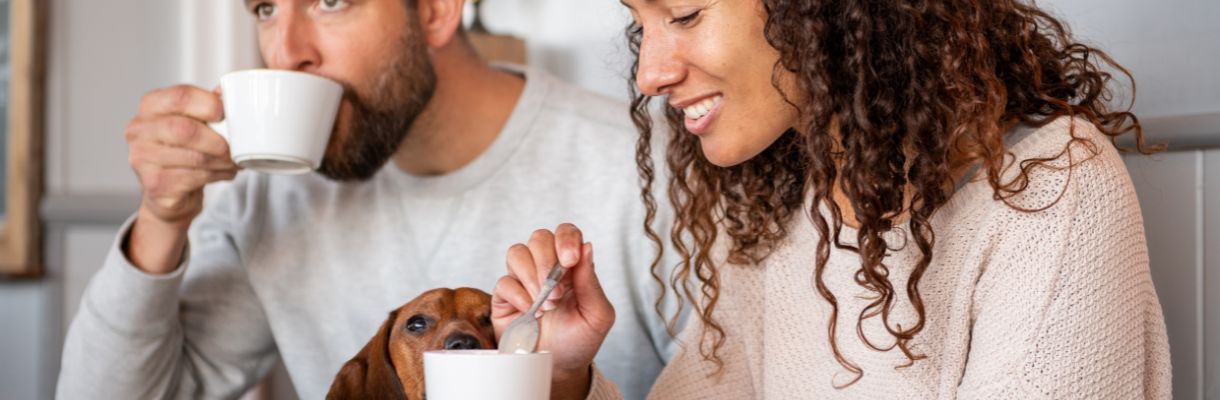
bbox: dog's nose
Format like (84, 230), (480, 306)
(444, 333), (481, 350)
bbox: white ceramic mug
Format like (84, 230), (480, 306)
(209, 69), (343, 174)
(424, 350), (552, 400)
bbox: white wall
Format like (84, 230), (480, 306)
(1040, 0), (1220, 118)
(0, 0), (180, 398)
(475, 0), (634, 99)
(1, 1), (1217, 399)
(43, 0), (181, 195)
(1125, 151), (1220, 399)
(0, 274), (55, 400)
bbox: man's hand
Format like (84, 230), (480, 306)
(491, 223), (616, 400)
(125, 84), (238, 274)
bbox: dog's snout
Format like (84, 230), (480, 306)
(443, 333), (481, 350)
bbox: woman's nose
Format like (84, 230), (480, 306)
(635, 32), (685, 97)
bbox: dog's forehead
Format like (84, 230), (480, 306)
(453, 288), (492, 314)
(399, 288), (491, 319)
(405, 288), (452, 311)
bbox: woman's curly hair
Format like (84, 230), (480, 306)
(629, 0), (1161, 386)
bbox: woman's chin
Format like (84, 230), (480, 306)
(699, 140), (752, 168)
(698, 126), (794, 168)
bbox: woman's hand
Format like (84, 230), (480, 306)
(491, 223), (615, 400)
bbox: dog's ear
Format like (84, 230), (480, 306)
(327, 310), (409, 400)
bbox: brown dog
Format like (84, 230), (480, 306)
(327, 287), (496, 400)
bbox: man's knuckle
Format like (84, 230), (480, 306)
(144, 171), (165, 191)
(169, 85), (193, 111)
(188, 151), (206, 168)
(124, 119), (143, 142)
(171, 117), (198, 142)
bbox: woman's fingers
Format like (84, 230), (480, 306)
(503, 225), (598, 317)
(491, 274), (533, 338)
(506, 243), (540, 298)
(526, 229), (560, 296)
(493, 275), (532, 313)
(553, 223), (584, 267)
(570, 242), (614, 328)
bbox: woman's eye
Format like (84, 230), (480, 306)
(405, 316), (430, 333)
(671, 10), (701, 26)
(319, 0), (349, 12)
(252, 3), (276, 20)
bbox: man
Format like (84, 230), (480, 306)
(56, 0), (676, 398)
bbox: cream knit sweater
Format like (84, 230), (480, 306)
(588, 117), (1172, 399)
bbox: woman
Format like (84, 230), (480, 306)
(491, 0), (1172, 398)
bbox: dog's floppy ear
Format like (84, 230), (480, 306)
(327, 310), (409, 400)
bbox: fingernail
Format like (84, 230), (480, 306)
(542, 300), (556, 311)
(535, 310), (545, 319)
(548, 287), (563, 301)
(560, 249), (578, 267)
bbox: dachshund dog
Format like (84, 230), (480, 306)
(327, 287), (496, 399)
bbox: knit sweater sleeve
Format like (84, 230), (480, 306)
(956, 128), (1172, 399)
(56, 175), (280, 400)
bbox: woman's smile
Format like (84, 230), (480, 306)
(674, 94), (722, 135)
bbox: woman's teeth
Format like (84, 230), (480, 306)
(683, 95), (722, 120)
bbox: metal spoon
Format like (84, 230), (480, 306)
(498, 264), (565, 354)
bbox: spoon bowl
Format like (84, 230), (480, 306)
(498, 265), (565, 354)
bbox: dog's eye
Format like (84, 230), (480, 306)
(405, 315), (430, 333)
(480, 315), (492, 327)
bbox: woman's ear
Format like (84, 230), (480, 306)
(414, 0), (465, 49)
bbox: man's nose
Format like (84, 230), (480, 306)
(263, 12), (321, 72)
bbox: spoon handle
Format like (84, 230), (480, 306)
(526, 264), (565, 316)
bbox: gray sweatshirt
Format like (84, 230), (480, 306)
(57, 66), (680, 400)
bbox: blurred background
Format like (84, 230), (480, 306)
(0, 0), (1217, 399)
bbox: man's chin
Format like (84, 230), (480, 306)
(315, 135), (401, 182)
(317, 161), (386, 182)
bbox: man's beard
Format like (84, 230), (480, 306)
(316, 30), (436, 181)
